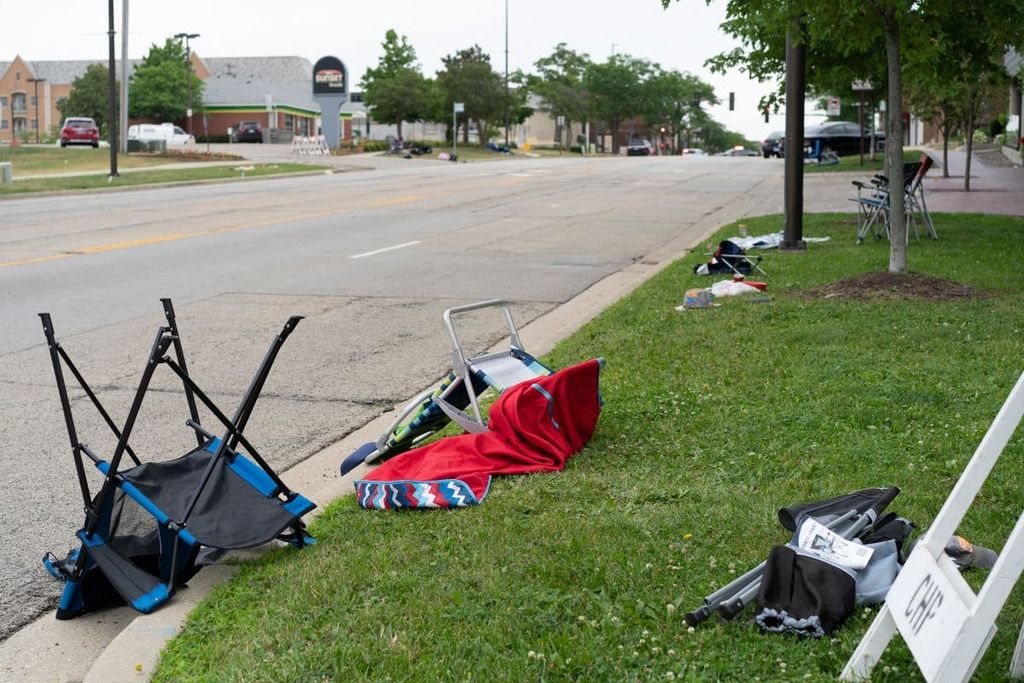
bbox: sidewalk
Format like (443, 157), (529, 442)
(922, 148), (1024, 216)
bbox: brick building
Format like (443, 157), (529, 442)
(0, 53), (360, 144)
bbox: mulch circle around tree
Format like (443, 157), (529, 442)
(799, 271), (989, 302)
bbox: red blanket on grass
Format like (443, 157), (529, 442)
(354, 359), (603, 509)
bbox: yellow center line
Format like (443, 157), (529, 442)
(0, 195), (427, 268)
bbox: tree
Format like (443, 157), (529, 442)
(584, 54), (652, 153)
(640, 66), (717, 152)
(361, 30), (433, 140)
(58, 64), (116, 135)
(529, 44), (592, 147)
(677, 0), (1024, 272)
(911, 0), (1023, 190)
(129, 38), (202, 122)
(436, 45), (505, 146)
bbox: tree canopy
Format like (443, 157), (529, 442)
(360, 30), (433, 139)
(58, 64), (115, 134)
(129, 38), (203, 122)
(668, 0), (1024, 271)
(436, 45), (507, 145)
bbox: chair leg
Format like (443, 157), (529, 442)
(917, 187), (937, 239)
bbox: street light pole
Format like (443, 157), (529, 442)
(504, 0), (510, 148)
(174, 32), (200, 135)
(107, 0), (118, 177)
(28, 77), (44, 143)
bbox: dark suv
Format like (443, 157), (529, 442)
(232, 121), (263, 143)
(761, 131), (783, 158)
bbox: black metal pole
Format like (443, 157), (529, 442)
(106, 0), (118, 177)
(504, 0), (510, 148)
(39, 314), (92, 513)
(161, 299), (203, 447)
(859, 91), (866, 166)
(186, 42), (193, 135)
(781, 17), (806, 251)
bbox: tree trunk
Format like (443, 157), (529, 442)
(610, 121), (620, 154)
(565, 121), (573, 149)
(397, 120), (403, 141)
(942, 135), (949, 177)
(964, 85), (978, 192)
(884, 15), (907, 273)
(941, 116), (950, 178)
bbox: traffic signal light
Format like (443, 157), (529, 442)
(764, 109), (770, 123)
(729, 92), (735, 111)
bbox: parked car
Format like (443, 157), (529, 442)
(231, 121), (263, 143)
(761, 131), (784, 158)
(715, 146), (759, 157)
(626, 138), (655, 156)
(60, 117), (99, 148)
(127, 123), (194, 146)
(796, 121), (885, 157)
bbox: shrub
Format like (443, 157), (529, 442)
(972, 128), (989, 144)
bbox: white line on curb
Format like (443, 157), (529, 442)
(349, 240), (422, 260)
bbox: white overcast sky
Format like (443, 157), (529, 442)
(0, 0), (826, 140)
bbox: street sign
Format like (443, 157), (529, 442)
(827, 96), (841, 116)
(454, 102), (465, 114)
(887, 551), (976, 681)
(851, 80), (873, 91)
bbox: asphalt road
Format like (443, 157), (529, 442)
(0, 151), (785, 640)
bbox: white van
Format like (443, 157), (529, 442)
(126, 123), (195, 146)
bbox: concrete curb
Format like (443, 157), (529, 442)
(0, 170), (776, 682)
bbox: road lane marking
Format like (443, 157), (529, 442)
(350, 240), (422, 260)
(0, 195), (428, 269)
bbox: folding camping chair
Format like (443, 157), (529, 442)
(340, 299), (553, 474)
(805, 140), (840, 166)
(693, 239), (767, 278)
(40, 300), (315, 619)
(851, 155), (937, 244)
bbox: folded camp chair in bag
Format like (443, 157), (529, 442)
(341, 299), (553, 474)
(40, 299), (315, 619)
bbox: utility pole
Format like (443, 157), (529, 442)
(106, 0), (118, 177)
(120, 0), (129, 154)
(27, 77), (44, 143)
(781, 17), (806, 251)
(504, 0), (510, 148)
(174, 33), (200, 135)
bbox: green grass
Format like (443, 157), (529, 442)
(155, 212), (1024, 682)
(0, 163), (328, 195)
(0, 146), (205, 175)
(804, 149), (928, 174)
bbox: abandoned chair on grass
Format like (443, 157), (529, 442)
(341, 299), (553, 475)
(40, 299), (315, 619)
(851, 154), (936, 244)
(693, 239), (767, 278)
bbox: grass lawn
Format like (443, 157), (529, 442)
(0, 146), (230, 175)
(805, 149), (930, 174)
(0, 163), (328, 195)
(155, 212), (1024, 682)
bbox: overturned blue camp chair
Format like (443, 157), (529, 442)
(341, 300), (552, 474)
(40, 300), (315, 619)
